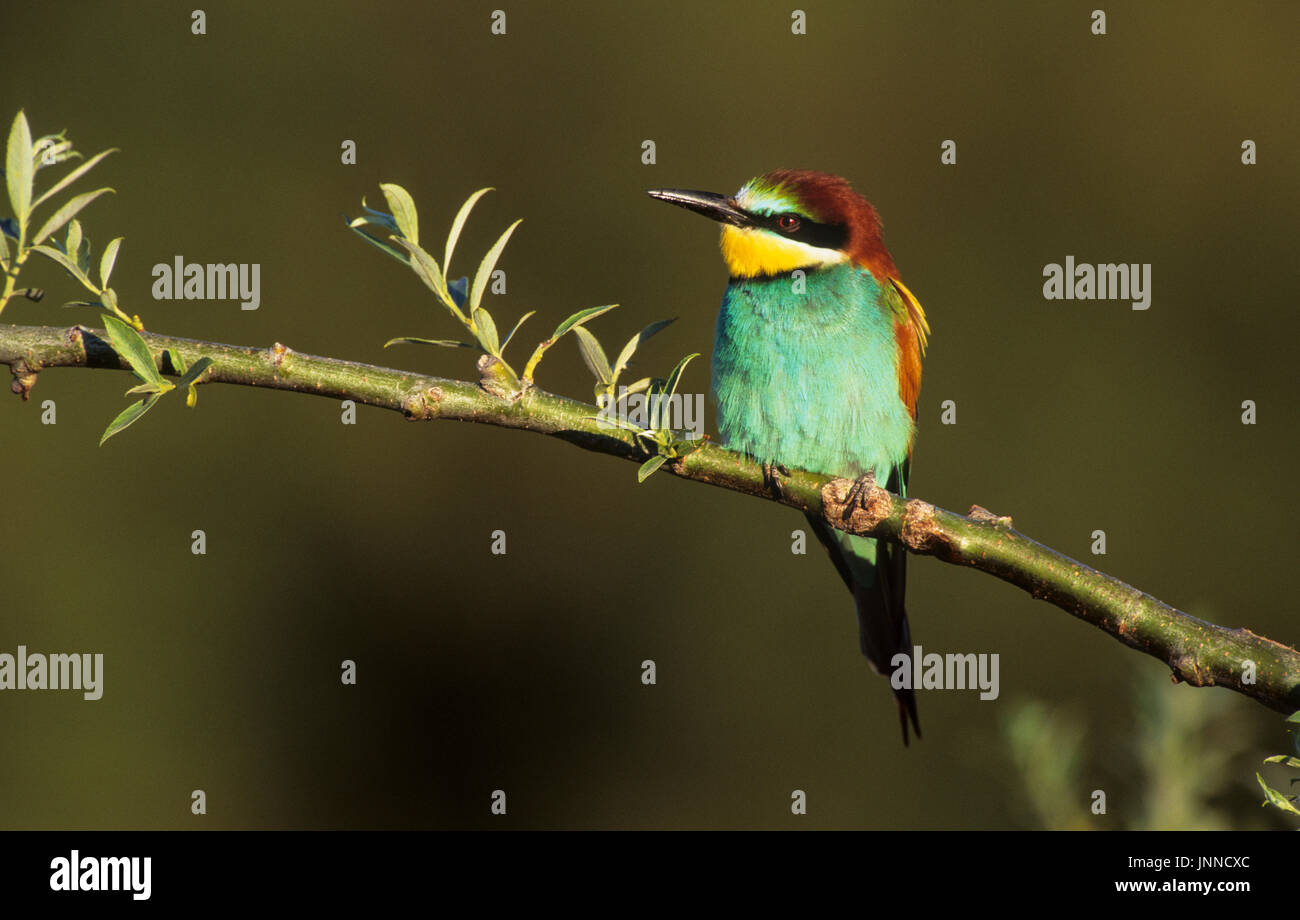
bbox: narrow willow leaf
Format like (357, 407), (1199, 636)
(522, 304), (618, 380)
(1256, 774), (1300, 816)
(551, 303), (618, 340)
(0, 233), (8, 271)
(379, 183), (418, 244)
(663, 352), (701, 401)
(29, 244), (98, 293)
(348, 223), (409, 264)
(613, 317), (676, 380)
(1263, 755), (1300, 768)
(1286, 711), (1300, 724)
(125, 382), (166, 396)
(6, 111), (33, 226)
(100, 394), (160, 446)
(500, 310), (535, 352)
(472, 307), (499, 354)
(393, 238), (457, 315)
(31, 187), (114, 245)
(30, 147), (117, 210)
(176, 356), (213, 389)
(616, 377), (653, 402)
(470, 219), (521, 315)
(103, 314), (163, 385)
(75, 233), (92, 277)
(383, 336), (481, 350)
(637, 455), (667, 483)
(356, 200), (399, 232)
(99, 237), (122, 288)
(100, 287), (121, 316)
(64, 219), (82, 262)
(573, 324), (612, 384)
(445, 187), (492, 275)
(447, 276), (469, 308)
(31, 136), (72, 168)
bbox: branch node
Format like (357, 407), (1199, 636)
(270, 342), (292, 370)
(10, 362), (38, 400)
(476, 353), (524, 401)
(820, 474), (891, 535)
(969, 504), (1013, 527)
(902, 499), (947, 553)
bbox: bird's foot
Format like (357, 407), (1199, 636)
(844, 471), (879, 513)
(761, 460), (791, 499)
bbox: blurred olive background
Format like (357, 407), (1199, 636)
(1, 1), (1296, 829)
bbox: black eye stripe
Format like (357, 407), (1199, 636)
(757, 212), (847, 251)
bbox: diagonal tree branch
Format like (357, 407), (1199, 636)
(4, 321), (1298, 714)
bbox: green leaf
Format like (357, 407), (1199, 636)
(103, 314), (163, 385)
(75, 232), (92, 277)
(100, 394), (160, 446)
(472, 307), (499, 354)
(383, 336), (482, 350)
(613, 317), (676, 381)
(348, 223), (409, 264)
(30, 244), (98, 293)
(176, 356), (213, 389)
(125, 382), (167, 396)
(392, 238), (453, 312)
(617, 377), (653, 400)
(64, 219), (82, 263)
(31, 187), (114, 245)
(99, 237), (122, 288)
(637, 455), (667, 483)
(379, 183), (418, 244)
(573, 324), (612, 385)
(470, 218), (521, 315)
(500, 310), (535, 352)
(357, 198), (399, 231)
(6, 111), (33, 227)
(32, 136), (73, 169)
(554, 303), (618, 340)
(1256, 773), (1300, 816)
(30, 147), (117, 210)
(1286, 711), (1300, 724)
(445, 187), (492, 275)
(663, 352), (701, 401)
(1263, 755), (1300, 768)
(0, 232), (9, 271)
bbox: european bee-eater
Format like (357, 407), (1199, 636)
(648, 170), (930, 744)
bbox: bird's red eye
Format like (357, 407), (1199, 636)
(778, 215), (800, 232)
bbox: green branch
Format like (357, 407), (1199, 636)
(4, 320), (1298, 715)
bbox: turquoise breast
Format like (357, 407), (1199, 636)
(710, 262), (913, 480)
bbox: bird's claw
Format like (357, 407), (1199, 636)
(844, 471), (879, 511)
(761, 460), (791, 499)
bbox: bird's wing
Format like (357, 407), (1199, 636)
(887, 277), (928, 424)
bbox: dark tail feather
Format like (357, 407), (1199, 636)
(806, 511), (921, 745)
(853, 569), (921, 746)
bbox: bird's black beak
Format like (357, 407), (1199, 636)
(646, 188), (754, 229)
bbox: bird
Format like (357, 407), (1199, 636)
(647, 170), (930, 744)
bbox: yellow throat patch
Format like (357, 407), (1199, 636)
(719, 225), (846, 278)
